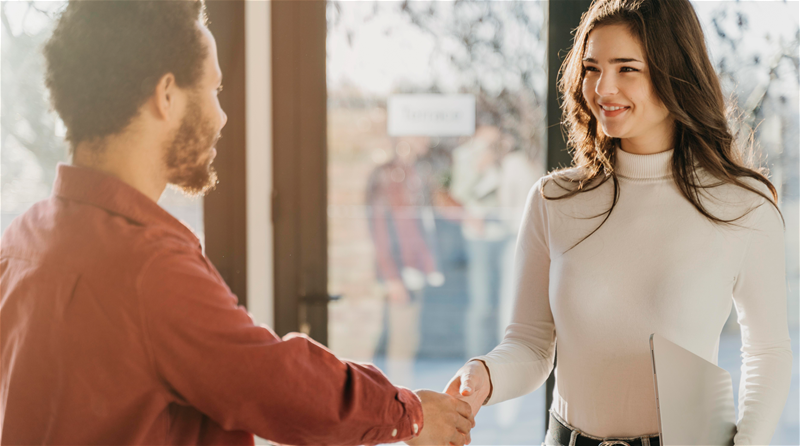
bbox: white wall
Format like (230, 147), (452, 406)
(245, 0), (274, 328)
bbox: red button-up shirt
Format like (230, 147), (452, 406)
(0, 164), (423, 445)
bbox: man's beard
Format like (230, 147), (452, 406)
(164, 96), (220, 196)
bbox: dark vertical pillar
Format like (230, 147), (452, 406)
(204, 1), (248, 307)
(271, 1), (328, 343)
(547, 0), (593, 171)
(545, 0), (593, 431)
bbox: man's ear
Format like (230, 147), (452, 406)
(152, 72), (179, 121)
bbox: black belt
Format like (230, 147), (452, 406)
(549, 412), (660, 446)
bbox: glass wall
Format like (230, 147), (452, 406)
(326, 1), (549, 442)
(1, 2), (203, 242)
(692, 2), (800, 444)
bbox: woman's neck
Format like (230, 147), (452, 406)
(619, 137), (673, 155)
(619, 120), (675, 155)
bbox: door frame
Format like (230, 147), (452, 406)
(271, 0), (329, 342)
(268, 0), (591, 431)
(204, 0), (248, 308)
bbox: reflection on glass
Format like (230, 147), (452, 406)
(691, 3), (799, 444)
(366, 136), (441, 386)
(326, 1), (549, 442)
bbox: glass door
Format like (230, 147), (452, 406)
(326, 1), (549, 442)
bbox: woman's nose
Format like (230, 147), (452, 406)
(595, 72), (619, 96)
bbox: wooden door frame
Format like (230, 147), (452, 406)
(204, 0), (248, 308)
(271, 0), (329, 343)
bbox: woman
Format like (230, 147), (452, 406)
(445, 1), (793, 445)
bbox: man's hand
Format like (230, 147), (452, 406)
(406, 390), (474, 446)
(444, 361), (492, 418)
(387, 279), (410, 304)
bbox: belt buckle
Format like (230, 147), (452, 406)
(598, 442), (632, 446)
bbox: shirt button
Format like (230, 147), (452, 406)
(391, 429), (398, 437)
(413, 423), (419, 434)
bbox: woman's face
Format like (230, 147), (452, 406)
(581, 24), (673, 153)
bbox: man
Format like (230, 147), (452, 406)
(0, 1), (473, 445)
(365, 136), (444, 386)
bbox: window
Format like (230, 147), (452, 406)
(326, 1), (549, 442)
(692, 3), (799, 443)
(0, 2), (204, 243)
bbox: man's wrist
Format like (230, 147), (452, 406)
(399, 388), (424, 441)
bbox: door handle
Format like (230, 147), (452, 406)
(299, 293), (342, 304)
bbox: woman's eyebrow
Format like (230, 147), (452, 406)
(582, 57), (643, 63)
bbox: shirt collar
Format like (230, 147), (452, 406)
(615, 147), (674, 180)
(52, 163), (200, 244)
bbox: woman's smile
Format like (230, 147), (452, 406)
(599, 102), (631, 117)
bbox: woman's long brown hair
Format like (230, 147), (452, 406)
(548, 0), (783, 250)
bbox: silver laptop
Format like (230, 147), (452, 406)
(649, 333), (737, 446)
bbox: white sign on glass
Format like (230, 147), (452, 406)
(387, 94), (475, 137)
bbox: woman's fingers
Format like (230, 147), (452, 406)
(460, 361), (486, 396)
(459, 373), (473, 396)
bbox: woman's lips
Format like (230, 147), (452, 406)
(600, 105), (630, 117)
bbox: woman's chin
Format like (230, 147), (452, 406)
(600, 126), (629, 140)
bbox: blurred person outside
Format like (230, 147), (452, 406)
(450, 123), (509, 359)
(494, 134), (545, 428)
(0, 2), (474, 445)
(445, 0), (792, 445)
(366, 136), (445, 387)
(497, 134), (545, 350)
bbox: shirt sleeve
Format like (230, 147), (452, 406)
(136, 248), (423, 445)
(473, 177), (557, 404)
(731, 200), (793, 446)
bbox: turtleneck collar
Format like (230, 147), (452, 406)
(614, 147), (673, 180)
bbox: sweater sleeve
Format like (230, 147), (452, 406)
(137, 249), (423, 445)
(731, 200), (793, 446)
(473, 177), (557, 405)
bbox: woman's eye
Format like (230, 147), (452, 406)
(621, 67), (639, 73)
(584, 66), (599, 72)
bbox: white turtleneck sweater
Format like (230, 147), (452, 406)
(476, 148), (792, 445)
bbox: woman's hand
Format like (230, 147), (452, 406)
(444, 360), (492, 418)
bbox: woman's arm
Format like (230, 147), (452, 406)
(448, 178), (557, 407)
(731, 199), (793, 446)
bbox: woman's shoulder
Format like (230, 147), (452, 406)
(527, 168), (615, 222)
(538, 167), (608, 195)
(697, 170), (773, 203)
(695, 170), (779, 224)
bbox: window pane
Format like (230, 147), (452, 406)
(692, 2), (799, 444)
(326, 1), (548, 443)
(0, 2), (203, 243)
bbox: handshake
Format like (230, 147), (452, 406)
(407, 361), (492, 446)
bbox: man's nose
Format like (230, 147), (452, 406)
(220, 109), (228, 129)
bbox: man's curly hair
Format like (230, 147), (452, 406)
(43, 0), (208, 150)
